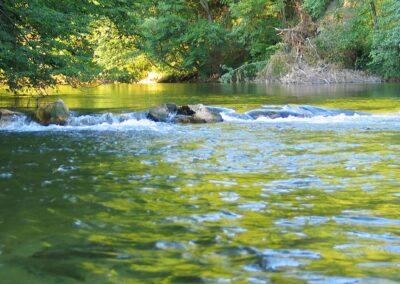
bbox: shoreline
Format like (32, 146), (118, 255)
(0, 79), (390, 96)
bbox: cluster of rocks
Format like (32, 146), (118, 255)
(0, 100), (224, 127)
(146, 103), (223, 123)
(0, 99), (365, 128)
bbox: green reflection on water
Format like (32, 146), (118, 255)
(0, 84), (400, 283)
(1, 83), (400, 113)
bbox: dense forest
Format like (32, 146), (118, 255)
(0, 0), (399, 93)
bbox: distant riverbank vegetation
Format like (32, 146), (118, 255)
(0, 0), (399, 94)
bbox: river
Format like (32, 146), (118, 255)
(0, 83), (400, 283)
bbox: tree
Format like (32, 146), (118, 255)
(139, 0), (231, 78)
(1, 0), (397, 92)
(303, 0), (330, 19)
(369, 0), (400, 79)
(228, 0), (283, 61)
(0, 0), (97, 93)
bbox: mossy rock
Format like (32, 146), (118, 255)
(34, 99), (69, 126)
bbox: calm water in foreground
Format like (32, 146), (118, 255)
(0, 83), (400, 283)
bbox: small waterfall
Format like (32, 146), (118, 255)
(1, 105), (398, 132)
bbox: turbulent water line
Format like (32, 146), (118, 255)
(1, 104), (400, 132)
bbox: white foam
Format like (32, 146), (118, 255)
(220, 112), (251, 122)
(222, 112), (400, 125)
(1, 107), (400, 132)
(0, 116), (164, 132)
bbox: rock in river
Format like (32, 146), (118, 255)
(34, 99), (70, 126)
(146, 103), (178, 122)
(0, 109), (21, 119)
(146, 103), (223, 124)
(0, 109), (24, 127)
(246, 108), (303, 119)
(176, 104), (223, 123)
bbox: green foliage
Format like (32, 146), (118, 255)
(90, 19), (151, 82)
(229, 0), (282, 60)
(313, 0), (399, 79)
(220, 61), (267, 83)
(220, 43), (282, 83)
(314, 1), (373, 69)
(0, 0), (96, 93)
(0, 0), (399, 93)
(369, 0), (400, 79)
(261, 46), (295, 79)
(303, 0), (330, 19)
(139, 1), (231, 77)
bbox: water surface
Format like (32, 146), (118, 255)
(0, 83), (400, 283)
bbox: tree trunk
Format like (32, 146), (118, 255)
(369, 1), (378, 30)
(281, 0), (287, 26)
(199, 0), (212, 22)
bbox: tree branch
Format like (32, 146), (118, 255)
(369, 1), (378, 30)
(199, 0), (212, 22)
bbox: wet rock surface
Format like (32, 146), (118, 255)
(0, 109), (25, 127)
(146, 103), (178, 122)
(0, 109), (22, 118)
(34, 99), (70, 126)
(146, 103), (223, 124)
(176, 104), (223, 123)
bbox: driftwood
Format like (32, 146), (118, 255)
(260, 0), (383, 85)
(279, 62), (382, 84)
(275, 2), (317, 55)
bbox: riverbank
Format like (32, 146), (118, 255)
(257, 59), (383, 85)
(0, 73), (387, 98)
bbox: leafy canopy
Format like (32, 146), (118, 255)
(0, 0), (399, 93)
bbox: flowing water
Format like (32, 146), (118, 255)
(0, 83), (400, 283)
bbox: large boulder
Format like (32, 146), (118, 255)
(34, 99), (69, 125)
(146, 103), (177, 122)
(176, 104), (223, 123)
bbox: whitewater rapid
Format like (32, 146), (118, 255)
(1, 105), (399, 132)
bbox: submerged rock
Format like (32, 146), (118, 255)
(246, 108), (304, 119)
(176, 104), (223, 123)
(283, 105), (362, 117)
(245, 105), (365, 120)
(146, 103), (178, 122)
(34, 99), (69, 126)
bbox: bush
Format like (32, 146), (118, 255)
(303, 0), (331, 19)
(259, 49), (296, 81)
(220, 61), (267, 83)
(369, 1), (400, 79)
(314, 7), (372, 69)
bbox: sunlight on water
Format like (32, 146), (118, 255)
(0, 83), (400, 283)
